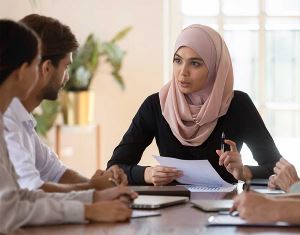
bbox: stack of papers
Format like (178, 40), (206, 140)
(153, 155), (236, 192)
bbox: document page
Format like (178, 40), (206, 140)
(153, 155), (236, 192)
(207, 215), (298, 227)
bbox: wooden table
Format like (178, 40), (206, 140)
(9, 189), (300, 235)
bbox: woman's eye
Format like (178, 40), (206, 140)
(191, 61), (201, 67)
(173, 58), (181, 64)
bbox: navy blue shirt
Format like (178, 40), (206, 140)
(108, 91), (281, 185)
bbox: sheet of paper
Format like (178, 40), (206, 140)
(153, 155), (236, 192)
(207, 215), (295, 227)
(253, 188), (285, 194)
(131, 210), (161, 219)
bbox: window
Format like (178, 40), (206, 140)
(166, 0), (300, 169)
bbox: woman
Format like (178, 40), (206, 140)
(0, 19), (134, 234)
(108, 24), (281, 185)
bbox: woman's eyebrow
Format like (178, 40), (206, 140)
(174, 53), (203, 62)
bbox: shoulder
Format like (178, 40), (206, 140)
(144, 93), (159, 104)
(4, 98), (29, 131)
(140, 93), (160, 111)
(230, 90), (255, 108)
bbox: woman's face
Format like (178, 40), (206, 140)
(173, 46), (209, 94)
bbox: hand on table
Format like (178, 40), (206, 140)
(268, 158), (299, 192)
(85, 199), (132, 222)
(231, 191), (278, 223)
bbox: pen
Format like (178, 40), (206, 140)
(243, 180), (251, 192)
(221, 132), (225, 154)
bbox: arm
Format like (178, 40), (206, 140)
(107, 95), (157, 185)
(238, 92), (281, 178)
(39, 169), (117, 192)
(233, 191), (300, 224)
(0, 161), (88, 234)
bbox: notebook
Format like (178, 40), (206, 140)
(129, 185), (190, 197)
(131, 195), (189, 209)
(191, 199), (233, 212)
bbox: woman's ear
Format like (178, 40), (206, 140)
(16, 62), (29, 82)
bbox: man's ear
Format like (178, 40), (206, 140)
(40, 60), (53, 78)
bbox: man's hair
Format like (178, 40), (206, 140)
(0, 19), (39, 84)
(20, 14), (79, 67)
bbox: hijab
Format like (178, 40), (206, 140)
(159, 24), (234, 146)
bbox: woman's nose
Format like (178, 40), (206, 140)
(180, 64), (189, 76)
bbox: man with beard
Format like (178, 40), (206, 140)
(4, 14), (127, 193)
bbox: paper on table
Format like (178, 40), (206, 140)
(153, 155), (236, 192)
(207, 215), (297, 227)
(131, 210), (161, 219)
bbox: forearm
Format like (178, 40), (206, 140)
(242, 166), (253, 181)
(274, 199), (300, 224)
(59, 169), (89, 184)
(39, 181), (93, 193)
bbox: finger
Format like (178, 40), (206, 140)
(152, 170), (183, 178)
(273, 166), (280, 175)
(231, 194), (241, 212)
(224, 139), (238, 152)
(153, 177), (176, 185)
(216, 149), (222, 157)
(155, 166), (180, 173)
(219, 152), (229, 165)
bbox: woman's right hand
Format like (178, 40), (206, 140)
(85, 200), (132, 222)
(144, 166), (183, 186)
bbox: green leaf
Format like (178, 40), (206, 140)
(33, 100), (60, 137)
(111, 26), (132, 43)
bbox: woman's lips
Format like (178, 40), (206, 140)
(179, 81), (190, 88)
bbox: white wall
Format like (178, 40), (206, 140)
(0, 0), (164, 176)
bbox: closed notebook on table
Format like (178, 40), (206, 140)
(191, 200), (233, 212)
(131, 195), (189, 209)
(129, 185), (190, 198)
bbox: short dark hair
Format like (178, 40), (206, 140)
(0, 19), (39, 85)
(20, 14), (79, 67)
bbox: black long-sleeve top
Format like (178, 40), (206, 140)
(107, 91), (281, 185)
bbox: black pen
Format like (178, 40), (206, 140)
(243, 180), (251, 192)
(221, 132), (225, 154)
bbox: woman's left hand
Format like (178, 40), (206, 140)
(216, 139), (244, 181)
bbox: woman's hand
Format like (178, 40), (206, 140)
(231, 191), (279, 223)
(144, 166), (183, 186)
(216, 139), (251, 181)
(268, 158), (299, 192)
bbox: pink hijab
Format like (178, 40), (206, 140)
(159, 24), (234, 146)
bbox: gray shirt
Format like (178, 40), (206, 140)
(0, 111), (93, 234)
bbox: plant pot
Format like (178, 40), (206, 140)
(60, 90), (95, 125)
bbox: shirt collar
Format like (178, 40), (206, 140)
(5, 98), (37, 127)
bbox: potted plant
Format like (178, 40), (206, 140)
(34, 27), (131, 136)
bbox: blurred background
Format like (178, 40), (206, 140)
(1, 0), (299, 177)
